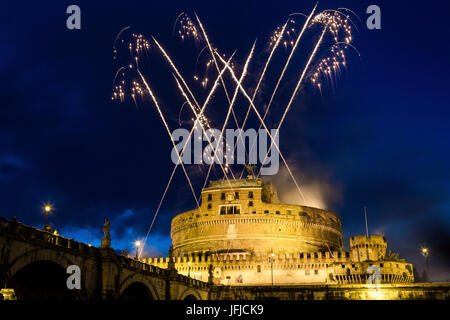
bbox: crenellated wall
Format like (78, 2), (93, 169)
(144, 244), (414, 286)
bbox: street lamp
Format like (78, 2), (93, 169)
(268, 252), (275, 286)
(421, 247), (430, 282)
(41, 202), (53, 230)
(135, 241), (141, 259)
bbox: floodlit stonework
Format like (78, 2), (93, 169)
(148, 177), (414, 286)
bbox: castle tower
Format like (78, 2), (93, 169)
(350, 235), (387, 262)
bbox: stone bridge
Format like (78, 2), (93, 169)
(0, 217), (209, 300)
(1, 217), (449, 300)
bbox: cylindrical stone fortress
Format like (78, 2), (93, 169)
(171, 178), (343, 256)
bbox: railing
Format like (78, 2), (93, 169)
(0, 217), (97, 256)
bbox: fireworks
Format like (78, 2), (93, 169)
(111, 6), (360, 256)
(309, 10), (358, 90)
(173, 12), (200, 42)
(269, 20), (299, 50)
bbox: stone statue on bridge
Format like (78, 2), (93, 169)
(100, 218), (111, 248)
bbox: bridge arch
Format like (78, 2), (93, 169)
(7, 248), (78, 280)
(179, 287), (202, 300)
(119, 273), (160, 300)
(5, 248), (86, 300)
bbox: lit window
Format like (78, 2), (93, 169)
(220, 205), (241, 215)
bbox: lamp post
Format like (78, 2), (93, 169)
(421, 247), (430, 282)
(135, 241), (141, 259)
(42, 202), (53, 230)
(268, 252), (274, 286)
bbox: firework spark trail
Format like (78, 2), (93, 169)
(172, 12), (185, 36)
(172, 73), (237, 182)
(325, 9), (359, 31)
(239, 4), (317, 179)
(172, 52), (240, 189)
(153, 33), (237, 180)
(137, 68), (199, 203)
(194, 13), (242, 171)
(201, 41), (256, 191)
(113, 26), (131, 47)
(235, 20), (289, 179)
(258, 27), (327, 180)
(139, 160), (177, 259)
(194, 14), (241, 155)
(214, 51), (306, 201)
(137, 68), (208, 256)
(264, 4), (317, 124)
(152, 35), (235, 184)
(139, 54), (236, 256)
(151, 37), (202, 115)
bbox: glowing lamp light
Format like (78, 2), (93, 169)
(42, 202), (53, 214)
(134, 241), (142, 259)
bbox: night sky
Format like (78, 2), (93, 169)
(1, 1), (449, 281)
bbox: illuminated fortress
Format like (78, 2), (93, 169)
(146, 175), (414, 286)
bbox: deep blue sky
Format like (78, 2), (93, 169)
(1, 1), (449, 280)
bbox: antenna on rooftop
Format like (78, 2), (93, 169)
(364, 206), (369, 237)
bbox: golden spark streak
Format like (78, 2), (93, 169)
(214, 51), (306, 201)
(151, 36), (201, 112)
(258, 27), (327, 185)
(202, 41), (256, 191)
(237, 20), (289, 179)
(140, 54), (236, 255)
(265, 3), (317, 121)
(239, 3), (317, 180)
(194, 14), (241, 139)
(152, 35), (236, 184)
(173, 74), (236, 181)
(136, 68), (200, 207)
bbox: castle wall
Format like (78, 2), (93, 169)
(171, 178), (343, 256)
(144, 248), (414, 286)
